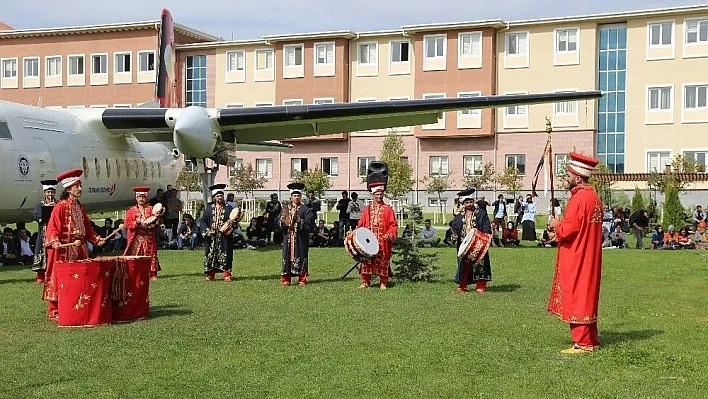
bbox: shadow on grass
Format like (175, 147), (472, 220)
(487, 283), (522, 293)
(0, 277), (36, 285)
(601, 329), (663, 347)
(149, 304), (193, 319)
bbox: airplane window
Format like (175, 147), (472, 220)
(125, 159), (130, 178)
(95, 158), (101, 178)
(0, 121), (12, 139)
(158, 163), (162, 179)
(151, 162), (155, 179)
(83, 157), (89, 177)
(116, 159), (121, 178)
(142, 160), (148, 179)
(134, 160), (139, 178)
(106, 159), (111, 178)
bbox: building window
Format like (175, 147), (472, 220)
(284, 45), (303, 67)
(506, 154), (526, 175)
(313, 98), (334, 104)
(321, 157), (338, 177)
(685, 85), (708, 109)
(506, 32), (528, 55)
(648, 86), (672, 110)
(139, 51), (155, 72)
(92, 54), (107, 74)
(291, 158), (308, 176)
(2, 59), (17, 78)
(256, 158), (273, 178)
(24, 58), (39, 77)
(554, 93), (577, 114)
(68, 55), (84, 75)
(46, 56), (61, 77)
(227, 159), (243, 177)
(185, 55), (207, 107)
(555, 154), (569, 175)
(115, 53), (131, 73)
(184, 159), (197, 172)
(428, 198), (448, 208)
(685, 19), (708, 44)
(649, 22), (673, 46)
(226, 51), (245, 72)
(315, 42), (334, 65)
(358, 157), (375, 177)
(506, 102), (527, 116)
(390, 41), (410, 62)
(254, 102), (273, 107)
(459, 32), (482, 57)
(225, 104), (244, 108)
(358, 43), (377, 64)
(424, 35), (445, 58)
(429, 156), (449, 176)
(683, 151), (707, 172)
(463, 155), (483, 176)
(597, 24), (627, 174)
(647, 151), (671, 172)
(458, 92), (481, 116)
(556, 29), (578, 52)
(255, 49), (274, 70)
(283, 99), (304, 105)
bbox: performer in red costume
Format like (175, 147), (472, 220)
(355, 161), (398, 290)
(548, 152), (604, 354)
(42, 169), (105, 322)
(124, 186), (162, 280)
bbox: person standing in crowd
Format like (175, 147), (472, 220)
(43, 169), (105, 322)
(123, 186), (162, 280)
(452, 188), (493, 294)
(280, 182), (314, 286)
(32, 179), (58, 284)
(491, 194), (507, 231)
(165, 188), (182, 238)
(201, 184), (235, 282)
(264, 193), (282, 245)
(548, 152), (603, 354)
(336, 191), (351, 244)
(521, 194), (537, 240)
(628, 208), (650, 249)
(347, 192), (364, 231)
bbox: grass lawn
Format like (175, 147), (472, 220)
(1, 242), (707, 398)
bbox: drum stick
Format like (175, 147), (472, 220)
(105, 223), (126, 241)
(56, 240), (81, 249)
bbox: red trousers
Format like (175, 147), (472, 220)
(361, 274), (388, 286)
(570, 323), (599, 347)
(458, 264), (486, 291)
(281, 273), (307, 284)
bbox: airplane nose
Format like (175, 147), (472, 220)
(173, 106), (217, 158)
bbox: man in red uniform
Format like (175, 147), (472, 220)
(42, 169), (105, 322)
(355, 161), (398, 290)
(124, 186), (162, 280)
(548, 152), (603, 354)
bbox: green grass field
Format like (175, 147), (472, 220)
(1, 242), (707, 398)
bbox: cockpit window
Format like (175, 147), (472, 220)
(0, 121), (12, 139)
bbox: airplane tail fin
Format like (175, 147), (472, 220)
(153, 8), (176, 108)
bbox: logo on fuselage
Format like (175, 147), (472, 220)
(87, 183), (116, 196)
(16, 154), (30, 181)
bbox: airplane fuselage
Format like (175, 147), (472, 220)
(0, 101), (181, 224)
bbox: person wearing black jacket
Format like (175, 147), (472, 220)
(628, 209), (650, 249)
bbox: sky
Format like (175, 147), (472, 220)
(2, 0), (704, 40)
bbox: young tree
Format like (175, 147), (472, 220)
(229, 162), (267, 198)
(392, 203), (439, 282)
(422, 173), (452, 216)
(662, 175), (686, 230)
(496, 166), (523, 198)
(377, 130), (414, 200)
(175, 169), (201, 206)
(630, 186), (646, 214)
(291, 168), (331, 197)
(588, 161), (613, 204)
(463, 162), (495, 192)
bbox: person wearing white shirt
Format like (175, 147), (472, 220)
(347, 192), (364, 230)
(521, 194), (537, 241)
(420, 219), (440, 247)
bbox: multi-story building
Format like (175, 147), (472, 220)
(3, 4), (708, 208)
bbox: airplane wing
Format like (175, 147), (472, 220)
(98, 90), (602, 164)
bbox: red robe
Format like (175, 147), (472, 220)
(42, 198), (101, 302)
(357, 202), (398, 277)
(548, 183), (603, 324)
(123, 204), (160, 273)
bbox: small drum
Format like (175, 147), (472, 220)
(107, 256), (152, 323)
(345, 227), (379, 262)
(55, 258), (113, 327)
(457, 228), (492, 265)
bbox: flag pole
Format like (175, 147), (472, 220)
(545, 116), (556, 219)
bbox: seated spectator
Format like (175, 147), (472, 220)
(664, 225), (680, 250)
(246, 217), (267, 247)
(311, 220), (330, 247)
(610, 224), (628, 248)
(16, 229), (34, 265)
(233, 224), (255, 249)
(156, 224), (173, 249)
(1, 227), (18, 265)
(419, 219), (440, 247)
(443, 220), (455, 246)
(501, 221), (520, 246)
(538, 224), (558, 247)
(489, 222), (502, 247)
(177, 214), (200, 250)
(651, 225), (664, 249)
(328, 221), (340, 246)
(677, 226), (695, 249)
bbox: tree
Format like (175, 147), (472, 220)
(175, 169), (201, 206)
(229, 162), (267, 198)
(588, 161), (613, 204)
(291, 168), (331, 197)
(392, 203), (439, 282)
(463, 162), (495, 192)
(630, 186), (646, 214)
(378, 130), (414, 200)
(496, 166), (523, 198)
(422, 173), (452, 216)
(662, 175), (686, 230)
(647, 153), (702, 193)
